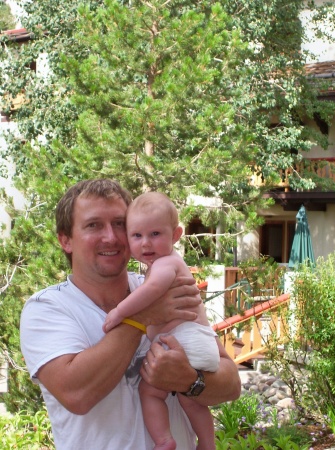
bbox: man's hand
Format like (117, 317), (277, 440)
(141, 335), (242, 406)
(140, 335), (196, 393)
(133, 276), (201, 327)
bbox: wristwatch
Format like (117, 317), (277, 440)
(181, 369), (205, 397)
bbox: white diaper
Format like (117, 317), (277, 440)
(153, 322), (220, 372)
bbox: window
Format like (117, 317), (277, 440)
(259, 220), (295, 263)
(185, 218), (214, 258)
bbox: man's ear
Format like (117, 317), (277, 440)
(172, 226), (183, 244)
(57, 233), (72, 255)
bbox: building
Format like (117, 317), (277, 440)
(0, 28), (30, 238)
(238, 7), (335, 265)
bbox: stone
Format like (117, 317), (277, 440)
(277, 398), (296, 409)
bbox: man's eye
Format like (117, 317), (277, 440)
(113, 221), (125, 229)
(88, 223), (97, 228)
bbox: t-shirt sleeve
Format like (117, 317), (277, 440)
(20, 297), (89, 382)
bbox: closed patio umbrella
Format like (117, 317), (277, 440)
(288, 205), (315, 268)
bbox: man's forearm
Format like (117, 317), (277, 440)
(38, 323), (143, 414)
(195, 355), (241, 406)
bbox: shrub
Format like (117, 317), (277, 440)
(213, 394), (313, 449)
(0, 409), (54, 449)
(265, 253), (335, 420)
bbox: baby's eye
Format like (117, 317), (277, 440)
(134, 233), (142, 238)
(152, 231), (160, 236)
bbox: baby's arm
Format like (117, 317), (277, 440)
(103, 257), (178, 333)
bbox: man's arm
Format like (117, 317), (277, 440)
(38, 324), (143, 415)
(140, 335), (241, 405)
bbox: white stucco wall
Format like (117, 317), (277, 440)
(301, 0), (335, 63)
(0, 176), (26, 239)
(205, 265), (226, 324)
(5, 0), (25, 28)
(308, 204), (335, 259)
(0, 116), (26, 238)
(236, 224), (259, 262)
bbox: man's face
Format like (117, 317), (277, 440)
(58, 195), (130, 281)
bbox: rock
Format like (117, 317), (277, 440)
(240, 368), (297, 425)
(277, 398), (296, 409)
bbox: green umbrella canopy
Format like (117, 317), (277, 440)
(288, 205), (315, 268)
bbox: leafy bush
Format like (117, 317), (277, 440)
(238, 255), (286, 299)
(213, 394), (313, 449)
(213, 393), (261, 435)
(0, 409), (54, 449)
(265, 253), (335, 420)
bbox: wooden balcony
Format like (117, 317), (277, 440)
(250, 158), (335, 190)
(198, 269), (290, 365)
(212, 294), (290, 365)
(199, 266), (285, 312)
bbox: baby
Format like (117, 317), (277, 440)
(103, 191), (219, 450)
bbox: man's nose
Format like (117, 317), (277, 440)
(102, 224), (118, 242)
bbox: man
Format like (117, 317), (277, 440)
(20, 178), (241, 450)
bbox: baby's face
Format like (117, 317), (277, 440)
(127, 210), (174, 265)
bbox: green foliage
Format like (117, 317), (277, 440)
(213, 394), (313, 449)
(239, 255), (286, 299)
(225, 0), (335, 192)
(0, 1), (16, 31)
(215, 431), (270, 450)
(265, 253), (335, 421)
(293, 254), (335, 412)
(0, 191), (68, 413)
(327, 403), (335, 435)
(0, 409), (54, 449)
(264, 408), (311, 448)
(68, 0), (254, 192)
(271, 434), (309, 450)
(213, 393), (261, 434)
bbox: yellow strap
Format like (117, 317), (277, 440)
(122, 318), (147, 334)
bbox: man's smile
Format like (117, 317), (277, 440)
(99, 251), (119, 256)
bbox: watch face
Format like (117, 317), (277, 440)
(191, 381), (205, 396)
(182, 369), (206, 397)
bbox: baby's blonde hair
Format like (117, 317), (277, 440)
(127, 192), (179, 229)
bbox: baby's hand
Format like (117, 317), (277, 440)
(103, 310), (122, 333)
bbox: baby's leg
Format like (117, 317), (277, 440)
(177, 394), (216, 450)
(139, 379), (176, 450)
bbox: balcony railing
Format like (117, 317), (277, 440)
(199, 274), (290, 365)
(250, 158), (335, 190)
(212, 294), (290, 365)
(198, 266), (285, 314)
